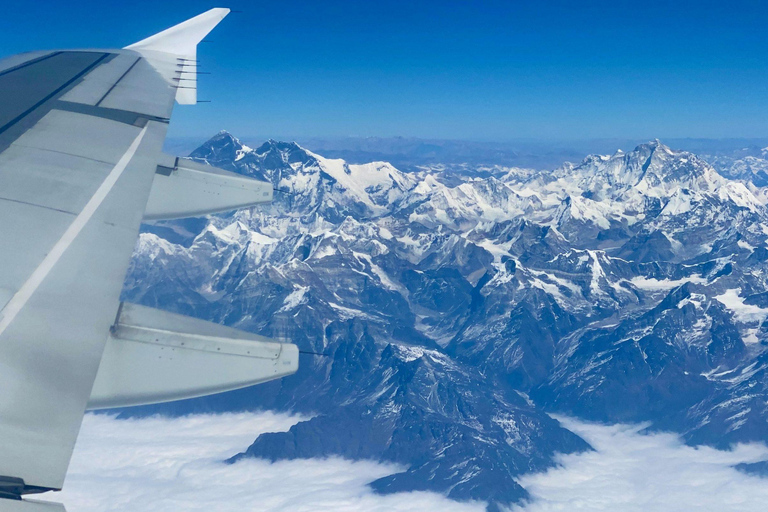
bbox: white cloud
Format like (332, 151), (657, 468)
(44, 413), (768, 512)
(52, 412), (485, 512)
(513, 417), (768, 512)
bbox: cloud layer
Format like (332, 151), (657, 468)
(47, 412), (768, 512)
(54, 412), (485, 512)
(513, 417), (768, 512)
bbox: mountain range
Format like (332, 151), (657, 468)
(123, 132), (768, 510)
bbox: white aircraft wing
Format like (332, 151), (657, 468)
(0, 9), (298, 509)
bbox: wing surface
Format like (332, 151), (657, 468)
(0, 9), (230, 498)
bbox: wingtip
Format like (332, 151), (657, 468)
(126, 8), (231, 105)
(125, 7), (231, 55)
(200, 7), (231, 21)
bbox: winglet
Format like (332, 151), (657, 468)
(126, 8), (230, 104)
(126, 7), (230, 56)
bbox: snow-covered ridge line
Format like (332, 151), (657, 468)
(125, 131), (768, 509)
(196, 133), (766, 238)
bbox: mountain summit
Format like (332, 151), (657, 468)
(127, 135), (768, 510)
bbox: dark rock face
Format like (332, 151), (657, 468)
(234, 344), (588, 506)
(123, 134), (768, 510)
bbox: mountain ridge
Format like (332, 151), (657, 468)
(124, 131), (768, 511)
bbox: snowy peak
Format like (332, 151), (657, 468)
(129, 135), (768, 509)
(189, 132), (317, 176)
(632, 143), (722, 195)
(253, 139), (316, 168)
(189, 130), (250, 166)
(188, 132), (418, 221)
(551, 140), (717, 201)
(536, 140), (765, 240)
(184, 133), (767, 257)
(304, 151), (418, 212)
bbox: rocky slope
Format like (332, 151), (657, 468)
(123, 132), (768, 510)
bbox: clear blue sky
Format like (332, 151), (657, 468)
(1, 0), (767, 140)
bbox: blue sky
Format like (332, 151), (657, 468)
(1, 0), (767, 140)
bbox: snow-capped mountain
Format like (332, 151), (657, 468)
(124, 132), (768, 511)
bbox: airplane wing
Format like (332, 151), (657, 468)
(0, 9), (298, 510)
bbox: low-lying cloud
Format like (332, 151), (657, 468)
(513, 417), (768, 512)
(47, 412), (768, 512)
(53, 411), (484, 512)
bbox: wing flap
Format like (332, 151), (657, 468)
(87, 303), (299, 409)
(144, 156), (273, 220)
